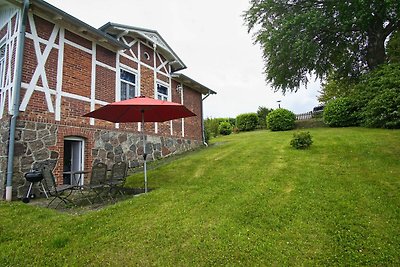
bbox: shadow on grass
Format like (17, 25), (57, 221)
(22, 187), (154, 214)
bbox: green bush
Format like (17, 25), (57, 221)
(226, 118), (236, 127)
(266, 108), (296, 131)
(204, 118), (220, 138)
(323, 97), (360, 127)
(236, 113), (259, 131)
(218, 121), (233, 135)
(387, 31), (400, 64)
(290, 131), (313, 149)
(319, 63), (400, 129)
(363, 89), (400, 129)
(204, 128), (211, 144)
(204, 118), (236, 139)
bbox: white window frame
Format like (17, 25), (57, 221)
(120, 68), (137, 101)
(156, 81), (169, 101)
(0, 39), (6, 88)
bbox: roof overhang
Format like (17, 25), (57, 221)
(100, 22), (186, 72)
(3, 0), (129, 51)
(0, 0), (16, 9)
(171, 73), (217, 96)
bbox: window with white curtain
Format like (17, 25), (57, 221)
(120, 69), (137, 100)
(156, 82), (168, 101)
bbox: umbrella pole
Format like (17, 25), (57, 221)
(142, 110), (148, 193)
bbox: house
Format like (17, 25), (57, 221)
(0, 0), (216, 200)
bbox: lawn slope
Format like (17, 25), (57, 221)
(1, 128), (399, 266)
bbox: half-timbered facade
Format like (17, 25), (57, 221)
(0, 0), (216, 199)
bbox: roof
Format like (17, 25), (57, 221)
(99, 22), (186, 72)
(171, 73), (217, 95)
(2, 0), (129, 51)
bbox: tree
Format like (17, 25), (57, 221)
(318, 75), (356, 104)
(244, 0), (400, 93)
(256, 106), (273, 128)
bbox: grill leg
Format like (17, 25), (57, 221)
(22, 183), (33, 203)
(40, 182), (49, 198)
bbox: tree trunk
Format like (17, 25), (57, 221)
(366, 29), (386, 70)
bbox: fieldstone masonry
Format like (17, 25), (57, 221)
(0, 120), (10, 198)
(92, 129), (199, 168)
(0, 121), (59, 198)
(0, 120), (201, 199)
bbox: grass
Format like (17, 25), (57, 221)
(1, 127), (400, 266)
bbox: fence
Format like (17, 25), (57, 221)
(295, 110), (323, 120)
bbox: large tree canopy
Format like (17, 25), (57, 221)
(244, 0), (400, 93)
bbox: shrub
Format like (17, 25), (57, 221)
(236, 113), (259, 131)
(323, 97), (360, 127)
(218, 121), (233, 135)
(387, 30), (400, 64)
(266, 108), (296, 131)
(204, 118), (220, 138)
(319, 63), (400, 129)
(204, 128), (211, 144)
(226, 118), (236, 127)
(363, 89), (400, 129)
(290, 131), (313, 149)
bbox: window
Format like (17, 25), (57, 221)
(120, 69), (136, 100)
(157, 83), (169, 101)
(0, 43), (5, 88)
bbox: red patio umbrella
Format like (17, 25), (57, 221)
(83, 96), (196, 193)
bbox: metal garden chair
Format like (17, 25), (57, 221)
(83, 162), (108, 204)
(107, 161), (128, 199)
(41, 165), (74, 208)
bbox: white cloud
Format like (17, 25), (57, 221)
(46, 0), (321, 118)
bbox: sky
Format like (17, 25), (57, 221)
(46, 0), (321, 118)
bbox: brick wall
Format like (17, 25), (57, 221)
(62, 44), (91, 97)
(140, 66), (155, 133)
(183, 86), (203, 140)
(95, 66), (115, 103)
(140, 65), (154, 98)
(0, 22), (7, 39)
(120, 56), (138, 69)
(140, 44), (154, 67)
(30, 14), (58, 42)
(21, 38), (38, 84)
(65, 30), (92, 50)
(96, 45), (116, 67)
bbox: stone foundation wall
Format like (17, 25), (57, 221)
(0, 119), (10, 198)
(1, 120), (59, 199)
(1, 120), (202, 199)
(92, 130), (200, 169)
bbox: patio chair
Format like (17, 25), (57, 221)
(107, 161), (128, 198)
(41, 165), (74, 208)
(83, 162), (108, 204)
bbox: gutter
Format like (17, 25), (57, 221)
(201, 91), (212, 147)
(5, 0), (29, 201)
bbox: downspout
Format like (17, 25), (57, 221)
(5, 0), (29, 201)
(201, 91), (211, 147)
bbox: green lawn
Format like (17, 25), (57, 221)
(1, 128), (399, 266)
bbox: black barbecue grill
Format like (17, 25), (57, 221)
(22, 170), (47, 203)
